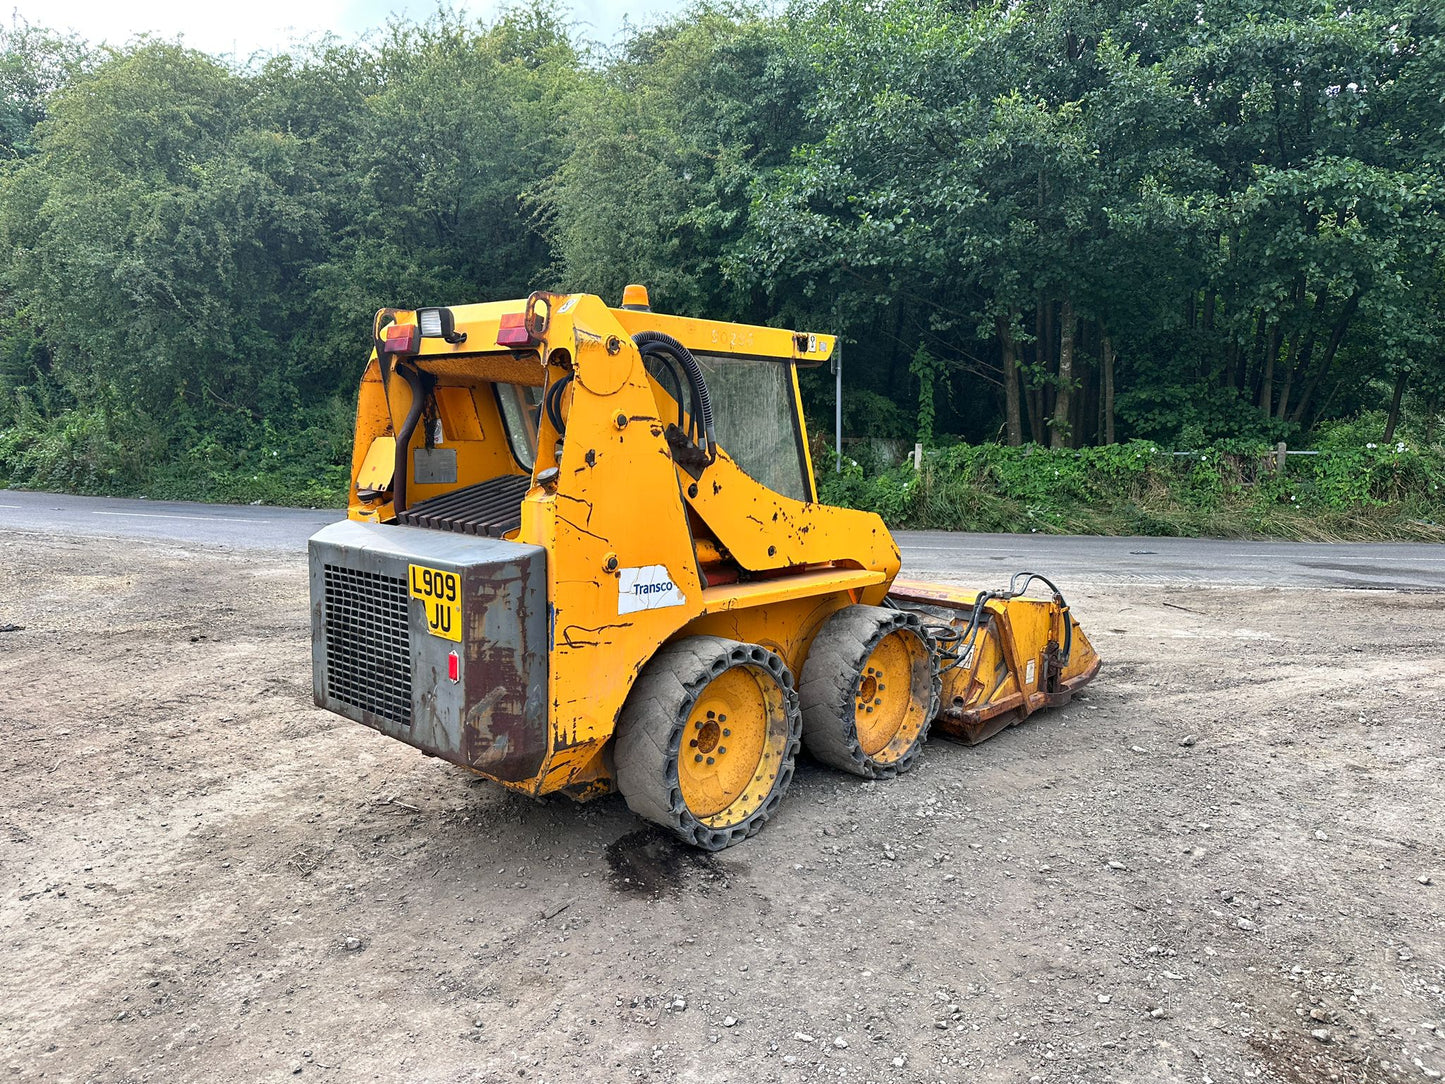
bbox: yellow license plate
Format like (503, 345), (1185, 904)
(408, 564), (461, 642)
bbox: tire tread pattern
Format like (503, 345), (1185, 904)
(799, 606), (941, 779)
(614, 636), (802, 851)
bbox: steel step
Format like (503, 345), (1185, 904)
(396, 474), (531, 537)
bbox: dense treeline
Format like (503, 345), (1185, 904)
(0, 1), (1441, 506)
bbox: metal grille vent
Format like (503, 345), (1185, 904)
(396, 474), (530, 537)
(323, 565), (412, 726)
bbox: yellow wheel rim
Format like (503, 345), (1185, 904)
(678, 664), (787, 825)
(853, 629), (929, 762)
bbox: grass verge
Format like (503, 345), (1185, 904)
(820, 431), (1445, 542)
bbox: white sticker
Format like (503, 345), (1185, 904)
(1025, 659), (1036, 687)
(558, 296), (580, 314)
(618, 565), (684, 615)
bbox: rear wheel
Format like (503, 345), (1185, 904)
(800, 606), (940, 778)
(614, 636), (801, 850)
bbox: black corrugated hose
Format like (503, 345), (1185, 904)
(632, 330), (716, 460)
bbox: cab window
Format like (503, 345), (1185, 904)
(693, 355), (811, 502)
(494, 383), (543, 470)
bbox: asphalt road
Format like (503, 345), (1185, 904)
(0, 489), (336, 551)
(3, 488), (1443, 590)
(896, 528), (1445, 591)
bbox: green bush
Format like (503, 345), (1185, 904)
(1293, 416), (1445, 510)
(0, 405), (163, 492)
(820, 435), (1445, 540)
(0, 395), (353, 508)
(821, 458), (921, 522)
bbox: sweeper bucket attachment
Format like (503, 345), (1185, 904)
(889, 573), (1101, 745)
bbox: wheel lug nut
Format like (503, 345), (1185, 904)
(694, 754), (703, 762)
(874, 698), (882, 706)
(706, 756), (715, 765)
(718, 714), (727, 722)
(689, 739), (697, 747)
(722, 729), (731, 737)
(718, 746), (727, 755)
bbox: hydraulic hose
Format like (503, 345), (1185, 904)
(1007, 571), (1073, 664)
(889, 570), (1075, 682)
(392, 363), (428, 515)
(644, 353), (689, 434)
(544, 371), (574, 434)
(632, 330), (716, 460)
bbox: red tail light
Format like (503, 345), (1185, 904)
(496, 312), (536, 347)
(447, 650), (460, 683)
(384, 323), (419, 354)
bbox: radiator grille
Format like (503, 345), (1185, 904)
(323, 564), (412, 726)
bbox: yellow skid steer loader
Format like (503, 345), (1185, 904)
(309, 287), (1099, 848)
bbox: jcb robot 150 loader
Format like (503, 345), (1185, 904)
(309, 286), (1099, 849)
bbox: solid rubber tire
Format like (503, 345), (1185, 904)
(613, 636), (802, 851)
(799, 605), (940, 778)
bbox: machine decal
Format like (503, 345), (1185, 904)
(409, 563), (462, 641)
(618, 565), (684, 615)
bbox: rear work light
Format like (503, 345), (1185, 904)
(417, 306), (466, 344)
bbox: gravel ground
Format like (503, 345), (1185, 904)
(1, 531), (1442, 1083)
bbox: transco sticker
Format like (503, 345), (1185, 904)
(618, 565), (685, 615)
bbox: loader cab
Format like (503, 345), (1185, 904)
(629, 345), (817, 502)
(608, 289), (827, 505)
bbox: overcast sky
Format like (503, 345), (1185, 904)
(10, 0), (688, 57)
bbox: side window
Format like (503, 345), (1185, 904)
(494, 383), (543, 470)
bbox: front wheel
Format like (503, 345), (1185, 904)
(799, 605), (940, 778)
(613, 636), (802, 850)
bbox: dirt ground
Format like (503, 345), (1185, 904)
(1, 531), (1442, 1084)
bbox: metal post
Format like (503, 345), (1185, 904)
(834, 339), (843, 473)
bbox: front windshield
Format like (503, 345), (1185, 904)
(693, 356), (811, 502)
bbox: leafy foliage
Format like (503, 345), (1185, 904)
(0, 1), (1440, 526)
(821, 435), (1445, 538)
